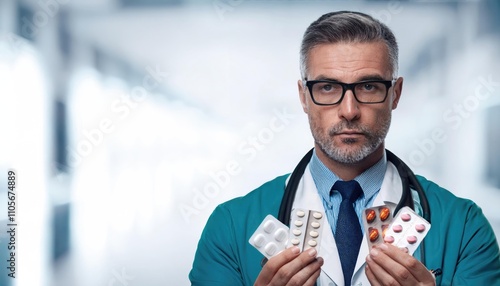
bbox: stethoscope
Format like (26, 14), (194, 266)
(276, 148), (431, 265)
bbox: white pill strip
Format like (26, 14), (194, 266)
(248, 215), (289, 259)
(287, 208), (325, 252)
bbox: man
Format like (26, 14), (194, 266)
(189, 11), (500, 285)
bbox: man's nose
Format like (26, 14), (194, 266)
(337, 90), (361, 122)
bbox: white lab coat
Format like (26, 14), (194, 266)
(291, 162), (403, 286)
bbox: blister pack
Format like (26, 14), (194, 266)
(383, 206), (431, 255)
(248, 215), (289, 259)
(287, 208), (325, 252)
(362, 204), (395, 248)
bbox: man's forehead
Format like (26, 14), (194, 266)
(306, 42), (392, 79)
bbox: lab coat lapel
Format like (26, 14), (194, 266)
(292, 166), (344, 286)
(373, 161), (402, 206)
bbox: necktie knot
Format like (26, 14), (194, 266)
(332, 180), (363, 203)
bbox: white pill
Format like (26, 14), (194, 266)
(253, 234), (266, 248)
(292, 229), (302, 236)
(294, 220), (303, 227)
(291, 238), (300, 245)
(311, 221), (320, 229)
(265, 242), (278, 256)
(308, 240), (317, 247)
(274, 228), (287, 242)
(263, 220), (276, 233)
(313, 212), (323, 219)
(309, 231), (319, 238)
(296, 210), (305, 217)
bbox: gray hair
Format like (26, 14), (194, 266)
(300, 11), (399, 79)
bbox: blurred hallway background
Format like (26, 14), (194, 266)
(0, 0), (499, 285)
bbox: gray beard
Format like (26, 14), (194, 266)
(312, 115), (391, 164)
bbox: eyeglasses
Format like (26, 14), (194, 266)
(304, 79), (395, 105)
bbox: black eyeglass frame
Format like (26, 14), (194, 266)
(304, 79), (396, 105)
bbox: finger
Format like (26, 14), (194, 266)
(369, 245), (417, 285)
(255, 246), (301, 285)
(366, 251), (401, 286)
(269, 248), (320, 285)
(300, 265), (322, 286)
(379, 243), (434, 284)
(285, 256), (323, 286)
(365, 262), (383, 286)
(376, 244), (435, 284)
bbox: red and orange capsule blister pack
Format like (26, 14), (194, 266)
(362, 204), (396, 248)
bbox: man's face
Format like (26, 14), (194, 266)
(298, 41), (403, 165)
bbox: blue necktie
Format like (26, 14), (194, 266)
(333, 180), (363, 286)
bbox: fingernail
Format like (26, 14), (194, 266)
(379, 243), (388, 250)
(400, 247), (409, 253)
(308, 248), (317, 257)
(291, 246), (300, 254)
(317, 257), (324, 265)
(370, 248), (379, 256)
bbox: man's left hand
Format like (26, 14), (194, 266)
(365, 243), (436, 286)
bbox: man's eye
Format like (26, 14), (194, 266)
(362, 84), (375, 91)
(318, 83), (340, 92)
(322, 84), (333, 91)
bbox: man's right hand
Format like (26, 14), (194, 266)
(254, 246), (324, 286)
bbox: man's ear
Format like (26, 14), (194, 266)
(391, 77), (403, 110)
(298, 80), (308, 113)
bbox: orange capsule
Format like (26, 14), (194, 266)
(369, 227), (379, 242)
(379, 207), (391, 221)
(365, 209), (376, 223)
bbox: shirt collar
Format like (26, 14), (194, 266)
(309, 149), (387, 201)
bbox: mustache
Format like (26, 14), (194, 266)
(328, 121), (371, 136)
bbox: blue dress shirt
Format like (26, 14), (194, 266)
(309, 149), (387, 235)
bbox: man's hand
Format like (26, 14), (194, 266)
(365, 243), (436, 286)
(254, 246), (324, 286)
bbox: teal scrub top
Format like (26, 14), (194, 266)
(190, 174), (500, 285)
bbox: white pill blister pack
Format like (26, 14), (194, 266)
(248, 215), (289, 259)
(384, 206), (431, 255)
(287, 208), (325, 252)
(249, 209), (325, 259)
